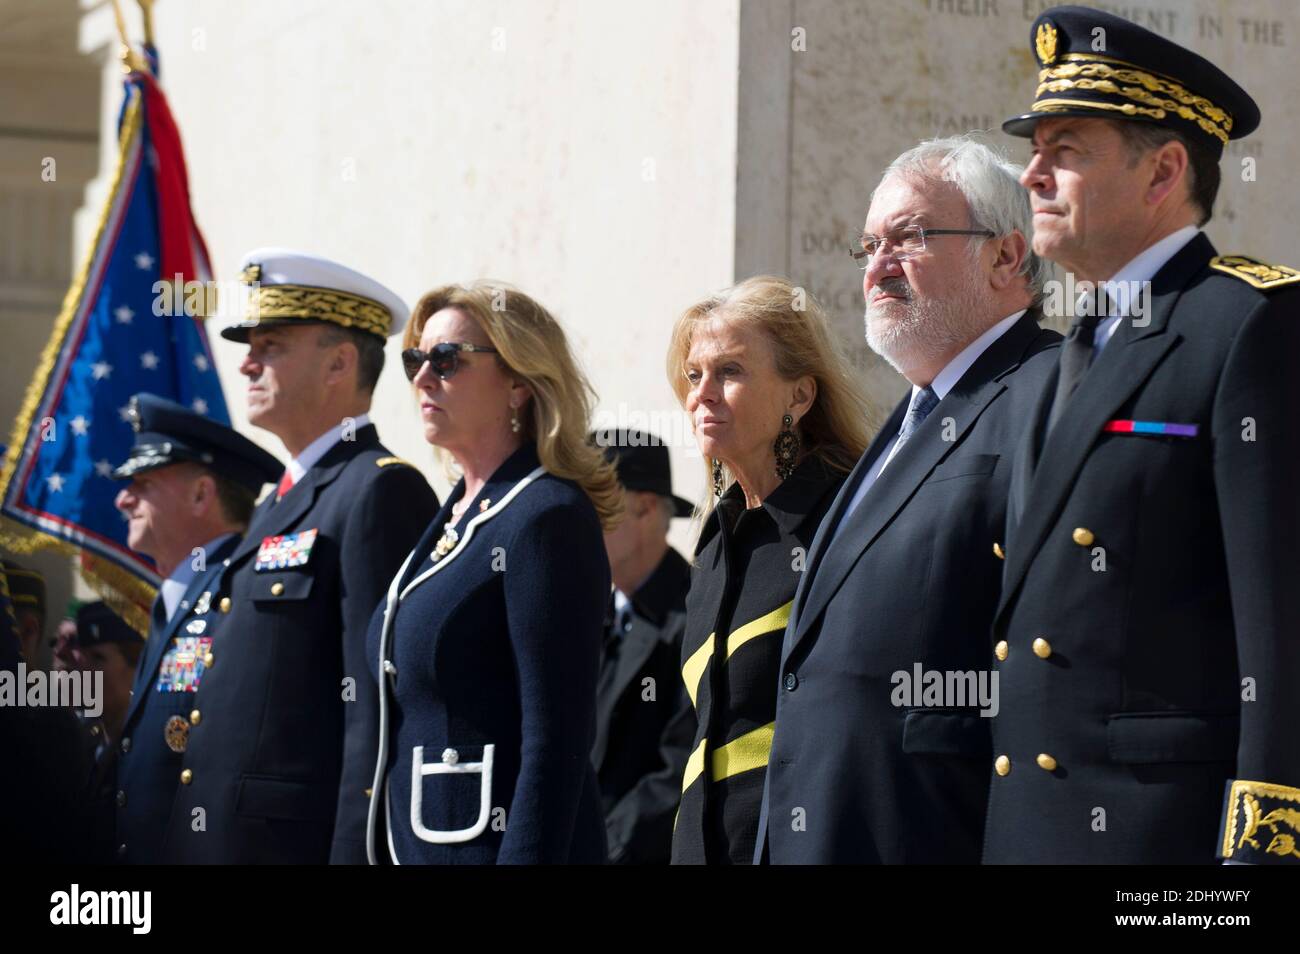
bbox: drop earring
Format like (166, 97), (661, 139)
(510, 405), (522, 434)
(712, 459), (724, 498)
(774, 413), (799, 481)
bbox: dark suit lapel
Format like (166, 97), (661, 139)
(997, 237), (1211, 621)
(789, 400), (905, 626)
(787, 312), (1042, 663)
(1007, 363), (1057, 539)
(592, 620), (661, 770)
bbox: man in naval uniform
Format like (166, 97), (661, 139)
(111, 393), (281, 864)
(987, 5), (1300, 864)
(162, 250), (439, 864)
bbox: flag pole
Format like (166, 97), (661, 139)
(108, 0), (148, 73)
(138, 0), (156, 48)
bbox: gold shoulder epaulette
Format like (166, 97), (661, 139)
(375, 456), (412, 468)
(1209, 255), (1300, 291)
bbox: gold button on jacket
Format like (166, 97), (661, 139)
(1072, 527), (1095, 547)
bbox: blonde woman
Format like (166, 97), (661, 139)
(667, 276), (872, 864)
(364, 282), (621, 865)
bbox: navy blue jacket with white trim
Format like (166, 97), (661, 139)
(365, 444), (609, 864)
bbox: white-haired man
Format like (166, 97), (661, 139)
(755, 136), (1061, 863)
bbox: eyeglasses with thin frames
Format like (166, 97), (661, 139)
(848, 225), (995, 268)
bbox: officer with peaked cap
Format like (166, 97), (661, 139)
(161, 250), (438, 864)
(110, 393), (281, 864)
(0, 559), (47, 666)
(988, 5), (1300, 864)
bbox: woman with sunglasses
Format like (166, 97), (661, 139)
(364, 281), (621, 865)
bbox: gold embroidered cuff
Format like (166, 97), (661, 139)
(1219, 779), (1300, 863)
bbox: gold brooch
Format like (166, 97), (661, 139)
(433, 525), (459, 560)
(1036, 21), (1058, 66)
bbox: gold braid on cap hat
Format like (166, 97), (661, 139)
(1033, 54), (1232, 145)
(244, 276), (392, 339)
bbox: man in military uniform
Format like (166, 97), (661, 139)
(71, 601), (147, 863)
(1, 559), (47, 667)
(988, 5), (1300, 864)
(111, 393), (281, 863)
(590, 429), (694, 864)
(162, 249), (439, 864)
(0, 562), (94, 862)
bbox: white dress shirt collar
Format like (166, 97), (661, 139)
(1090, 226), (1199, 348)
(923, 308), (1027, 403)
(285, 412), (371, 483)
(160, 531), (239, 621)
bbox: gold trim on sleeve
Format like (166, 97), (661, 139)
(1221, 779), (1300, 862)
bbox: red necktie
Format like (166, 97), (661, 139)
(276, 470), (294, 501)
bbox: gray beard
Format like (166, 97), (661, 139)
(864, 271), (985, 376)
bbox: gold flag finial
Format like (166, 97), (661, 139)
(109, 0), (149, 74)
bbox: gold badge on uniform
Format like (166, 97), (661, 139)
(164, 714), (190, 753)
(1035, 20), (1058, 66)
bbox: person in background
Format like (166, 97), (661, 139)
(0, 562), (93, 863)
(2, 559), (46, 667)
(666, 275), (872, 864)
(51, 603), (84, 673)
(366, 281), (617, 864)
(590, 428), (694, 865)
(72, 601), (145, 864)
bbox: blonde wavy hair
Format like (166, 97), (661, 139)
(406, 281), (623, 530)
(667, 275), (875, 519)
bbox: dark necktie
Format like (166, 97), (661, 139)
(1047, 308), (1105, 432)
(150, 592), (168, 640)
(896, 386), (940, 448)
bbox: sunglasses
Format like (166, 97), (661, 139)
(401, 342), (499, 381)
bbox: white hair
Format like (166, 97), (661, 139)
(873, 135), (1049, 302)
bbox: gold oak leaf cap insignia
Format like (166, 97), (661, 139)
(1035, 20), (1057, 66)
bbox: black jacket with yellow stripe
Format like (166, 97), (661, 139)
(670, 456), (843, 864)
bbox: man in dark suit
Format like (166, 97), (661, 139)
(162, 249), (439, 864)
(110, 393), (281, 863)
(987, 6), (1300, 864)
(755, 137), (1061, 863)
(590, 429), (694, 864)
